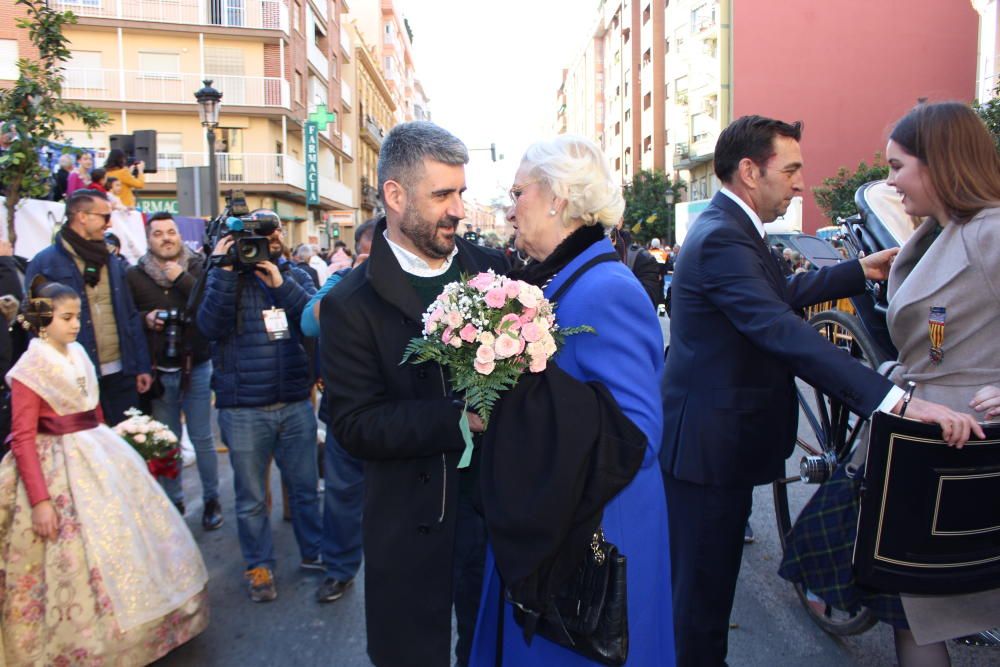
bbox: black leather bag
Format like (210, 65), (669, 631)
(510, 529), (629, 666)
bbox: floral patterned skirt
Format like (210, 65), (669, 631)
(0, 428), (209, 666)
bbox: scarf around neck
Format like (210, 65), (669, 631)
(508, 224), (606, 288)
(138, 245), (192, 288)
(60, 225), (109, 287)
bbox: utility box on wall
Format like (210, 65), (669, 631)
(176, 166), (214, 218)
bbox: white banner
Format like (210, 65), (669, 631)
(0, 197), (147, 264)
(0, 197), (64, 260)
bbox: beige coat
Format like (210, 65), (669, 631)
(885, 207), (1000, 643)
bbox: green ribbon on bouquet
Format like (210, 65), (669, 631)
(457, 407), (474, 469)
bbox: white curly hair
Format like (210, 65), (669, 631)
(520, 135), (625, 231)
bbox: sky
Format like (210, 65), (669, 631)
(399, 0), (598, 205)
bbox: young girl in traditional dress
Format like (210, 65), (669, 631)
(0, 280), (209, 665)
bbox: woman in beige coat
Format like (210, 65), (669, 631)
(781, 102), (1000, 667)
(882, 101), (1000, 663)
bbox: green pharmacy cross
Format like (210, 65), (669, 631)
(309, 104), (338, 128)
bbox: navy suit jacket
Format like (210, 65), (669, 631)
(660, 192), (893, 486)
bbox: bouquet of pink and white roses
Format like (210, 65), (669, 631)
(113, 408), (181, 479)
(402, 270), (593, 437)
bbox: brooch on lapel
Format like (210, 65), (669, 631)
(928, 306), (946, 364)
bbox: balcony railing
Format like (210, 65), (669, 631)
(143, 152), (305, 187)
(340, 25), (351, 56)
(145, 152), (351, 204)
(52, 0), (288, 32)
(61, 69), (289, 108)
(340, 79), (352, 109)
(341, 133), (352, 158)
(308, 41), (329, 77)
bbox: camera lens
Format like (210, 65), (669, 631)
(240, 240), (261, 261)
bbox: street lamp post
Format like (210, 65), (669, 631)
(194, 80), (223, 219)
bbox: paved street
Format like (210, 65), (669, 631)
(154, 317), (994, 666)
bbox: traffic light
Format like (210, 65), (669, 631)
(331, 223), (340, 239)
(490, 143), (497, 162)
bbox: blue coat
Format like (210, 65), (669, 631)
(470, 238), (676, 666)
(25, 242), (151, 377)
(196, 261), (316, 408)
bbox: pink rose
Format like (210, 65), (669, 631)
(516, 336), (526, 355)
(450, 336), (463, 349)
(497, 313), (521, 334)
(478, 331), (496, 347)
(517, 286), (538, 309)
(494, 333), (519, 359)
(505, 280), (522, 298)
(459, 323), (479, 343)
(441, 326), (454, 344)
(468, 272), (495, 291)
(485, 289), (507, 309)
(521, 322), (544, 343)
(476, 345), (496, 364)
(529, 354), (547, 373)
(447, 310), (463, 328)
(474, 359), (496, 375)
(425, 307), (445, 334)
(519, 307), (537, 324)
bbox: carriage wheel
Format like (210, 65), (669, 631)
(773, 309), (885, 636)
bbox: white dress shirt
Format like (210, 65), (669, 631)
(717, 188), (904, 414)
(383, 230), (458, 278)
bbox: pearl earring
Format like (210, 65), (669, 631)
(548, 208), (557, 216)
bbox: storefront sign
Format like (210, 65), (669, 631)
(305, 121), (319, 206)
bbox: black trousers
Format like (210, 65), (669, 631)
(99, 371), (139, 425)
(663, 473), (754, 667)
(453, 471), (487, 667)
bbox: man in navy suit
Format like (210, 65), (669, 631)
(659, 115), (984, 666)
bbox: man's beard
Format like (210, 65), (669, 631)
(150, 243), (183, 262)
(269, 240), (285, 261)
(399, 200), (459, 260)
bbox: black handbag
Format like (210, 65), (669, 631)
(509, 528), (629, 666)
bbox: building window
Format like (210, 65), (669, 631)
(642, 4), (650, 24)
(294, 70), (303, 104)
(63, 51), (103, 91)
(331, 53), (338, 80)
(615, 121), (621, 136)
(642, 49), (651, 67)
(138, 51), (180, 75)
(0, 40), (18, 80)
(615, 157), (621, 171)
(643, 92), (651, 110)
(643, 136), (652, 152)
(293, 1), (301, 33)
(625, 109), (631, 121)
(157, 133), (184, 169)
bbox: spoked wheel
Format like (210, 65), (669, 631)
(773, 309), (887, 636)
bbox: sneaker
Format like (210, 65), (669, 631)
(301, 557), (324, 572)
(316, 577), (353, 603)
(202, 498), (224, 531)
(744, 521), (755, 544)
(246, 567), (277, 603)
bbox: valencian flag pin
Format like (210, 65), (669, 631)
(928, 306), (946, 364)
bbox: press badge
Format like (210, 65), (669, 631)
(263, 307), (290, 341)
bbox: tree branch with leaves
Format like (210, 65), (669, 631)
(622, 170), (685, 245)
(0, 0), (108, 245)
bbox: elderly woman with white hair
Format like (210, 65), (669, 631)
(470, 136), (675, 666)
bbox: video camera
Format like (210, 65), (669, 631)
(206, 190), (281, 271)
(155, 307), (188, 362)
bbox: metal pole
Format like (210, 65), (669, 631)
(207, 127), (219, 218)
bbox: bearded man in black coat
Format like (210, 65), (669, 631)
(320, 121), (509, 667)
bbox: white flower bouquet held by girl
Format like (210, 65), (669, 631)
(402, 270), (594, 466)
(113, 408), (182, 479)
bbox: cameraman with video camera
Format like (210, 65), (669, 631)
(126, 211), (223, 529)
(197, 206), (322, 603)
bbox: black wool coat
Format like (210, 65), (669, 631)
(320, 219), (509, 667)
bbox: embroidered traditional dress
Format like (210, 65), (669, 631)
(0, 339), (209, 666)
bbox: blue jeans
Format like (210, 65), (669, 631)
(153, 361), (220, 505)
(320, 429), (364, 581)
(218, 399), (321, 570)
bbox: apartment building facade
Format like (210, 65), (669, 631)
(0, 0), (355, 247)
(559, 0), (979, 232)
(351, 20), (395, 223)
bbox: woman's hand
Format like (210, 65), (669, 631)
(466, 411), (485, 433)
(31, 500), (59, 541)
(971, 385), (1000, 420)
(898, 396), (985, 447)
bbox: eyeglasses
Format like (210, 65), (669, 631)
(86, 211), (112, 224)
(508, 181), (538, 205)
